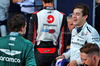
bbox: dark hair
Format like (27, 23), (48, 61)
(42, 0), (54, 3)
(80, 43), (99, 56)
(9, 14), (26, 32)
(73, 3), (90, 21)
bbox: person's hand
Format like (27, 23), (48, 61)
(17, 0), (24, 3)
(67, 60), (77, 66)
(56, 55), (65, 60)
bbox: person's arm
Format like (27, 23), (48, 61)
(66, 52), (81, 66)
(75, 57), (81, 65)
(25, 42), (37, 66)
(59, 14), (68, 55)
(28, 0), (34, 3)
(56, 48), (70, 61)
(11, 0), (24, 3)
(96, 0), (100, 3)
(28, 14), (37, 43)
(67, 60), (77, 66)
(62, 48), (70, 59)
(63, 15), (68, 52)
(11, 0), (17, 3)
(86, 27), (100, 48)
(56, 49), (70, 62)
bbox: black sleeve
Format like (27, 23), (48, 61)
(63, 15), (68, 52)
(28, 14), (38, 43)
(59, 15), (68, 54)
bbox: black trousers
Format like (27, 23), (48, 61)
(34, 45), (58, 66)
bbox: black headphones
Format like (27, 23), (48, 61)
(94, 57), (95, 60)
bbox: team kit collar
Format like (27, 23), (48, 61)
(75, 22), (88, 32)
(73, 22), (88, 35)
(43, 6), (55, 10)
(9, 32), (22, 36)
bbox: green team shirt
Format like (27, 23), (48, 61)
(0, 32), (37, 66)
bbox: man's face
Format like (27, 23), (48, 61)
(81, 52), (94, 66)
(72, 8), (85, 27)
(68, 17), (75, 32)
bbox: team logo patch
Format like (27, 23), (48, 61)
(49, 29), (55, 33)
(0, 49), (21, 56)
(42, 29), (56, 33)
(47, 15), (54, 23)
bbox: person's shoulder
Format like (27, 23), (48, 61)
(72, 27), (76, 32)
(86, 23), (97, 33)
(84, 23), (99, 35)
(32, 11), (39, 14)
(21, 37), (33, 45)
(0, 35), (8, 41)
(60, 12), (66, 15)
(55, 10), (66, 15)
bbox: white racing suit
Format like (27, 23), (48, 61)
(28, 6), (67, 66)
(63, 22), (100, 65)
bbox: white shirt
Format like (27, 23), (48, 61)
(63, 22), (100, 65)
(21, 0), (35, 14)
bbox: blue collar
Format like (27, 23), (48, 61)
(77, 26), (83, 33)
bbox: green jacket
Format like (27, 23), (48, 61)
(0, 32), (37, 66)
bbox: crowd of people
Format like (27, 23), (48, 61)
(0, 0), (100, 66)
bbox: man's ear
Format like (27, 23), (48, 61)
(20, 27), (24, 31)
(92, 55), (97, 61)
(84, 15), (88, 20)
